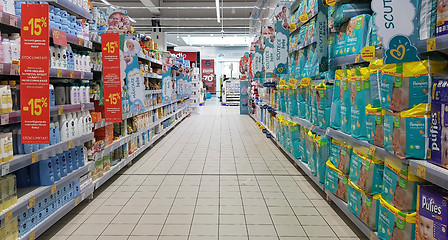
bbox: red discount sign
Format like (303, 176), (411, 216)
(201, 59), (215, 92)
(102, 33), (122, 122)
(20, 4), (50, 144)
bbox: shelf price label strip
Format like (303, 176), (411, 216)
(20, 4), (50, 144)
(101, 33), (122, 123)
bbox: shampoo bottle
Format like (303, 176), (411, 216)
(56, 148), (67, 177)
(64, 145), (73, 173)
(39, 152), (54, 186)
(50, 150), (61, 181)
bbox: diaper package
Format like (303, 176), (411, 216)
(300, 126), (310, 163)
(315, 82), (333, 129)
(289, 89), (299, 116)
(349, 149), (384, 195)
(382, 163), (424, 212)
(335, 23), (347, 57)
(343, 14), (371, 56)
(341, 69), (352, 134)
(347, 180), (380, 231)
(416, 185), (448, 240)
(378, 196), (416, 240)
(329, 139), (352, 175)
(315, 135), (330, 184)
(298, 86), (307, 118)
(311, 85), (319, 125)
(326, 160), (348, 202)
(329, 32), (336, 59)
(383, 104), (430, 159)
(436, 0), (448, 36)
(331, 70), (343, 129)
(430, 78), (448, 169)
(369, 59), (384, 108)
(380, 60), (446, 112)
(308, 132), (318, 176)
(420, 0), (438, 39)
(350, 67), (371, 140)
(366, 105), (384, 148)
(332, 3), (371, 26)
(369, 13), (382, 47)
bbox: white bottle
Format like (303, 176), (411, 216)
(81, 53), (86, 72)
(61, 46), (67, 69)
(55, 46), (61, 69)
(84, 111), (92, 133)
(8, 38), (17, 62)
(75, 83), (80, 104)
(70, 83), (77, 104)
(79, 83), (86, 103)
(76, 112), (84, 136)
(49, 46), (56, 68)
(86, 53), (91, 72)
(85, 83), (90, 103)
(68, 113), (76, 139)
(2, 38), (11, 64)
(59, 114), (69, 142)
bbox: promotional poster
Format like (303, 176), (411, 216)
(162, 54), (175, 104)
(124, 37), (146, 113)
(274, 3), (291, 75)
(263, 25), (275, 79)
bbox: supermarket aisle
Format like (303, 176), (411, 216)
(39, 100), (366, 240)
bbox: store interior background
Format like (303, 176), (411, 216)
(98, 0), (279, 96)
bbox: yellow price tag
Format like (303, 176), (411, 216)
(74, 197), (79, 206)
(256, 121), (260, 125)
(355, 55), (361, 63)
(361, 46), (376, 62)
(259, 126), (264, 130)
(29, 231), (36, 240)
(370, 232), (376, 240)
(300, 14), (308, 23)
(4, 211), (12, 222)
(68, 140), (73, 149)
(427, 38), (436, 52)
(368, 146), (376, 157)
(57, 69), (62, 77)
(69, 70), (74, 78)
(51, 184), (57, 194)
(290, 23), (296, 32)
(78, 38), (83, 46)
(32, 153), (38, 163)
(326, 0), (336, 6)
(29, 197), (36, 208)
(417, 164), (427, 179)
(300, 78), (311, 86)
(58, 106), (63, 115)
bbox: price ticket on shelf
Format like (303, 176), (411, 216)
(101, 33), (122, 123)
(20, 4), (50, 144)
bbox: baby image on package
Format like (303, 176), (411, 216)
(326, 161), (348, 202)
(347, 181), (380, 231)
(366, 105), (384, 148)
(329, 139), (352, 175)
(341, 69), (352, 134)
(350, 67), (371, 140)
(417, 185), (448, 240)
(378, 197), (416, 240)
(383, 104), (430, 159)
(349, 149), (384, 195)
(437, 0), (448, 36)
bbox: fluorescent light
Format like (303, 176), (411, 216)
(100, 0), (111, 5)
(182, 36), (249, 46)
(128, 17), (136, 23)
(215, 0), (220, 23)
(166, 42), (179, 47)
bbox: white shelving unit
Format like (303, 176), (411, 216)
(223, 80), (240, 106)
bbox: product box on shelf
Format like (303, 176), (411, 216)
(378, 196), (416, 240)
(416, 185), (448, 240)
(347, 180), (380, 231)
(430, 78), (448, 169)
(326, 160), (348, 203)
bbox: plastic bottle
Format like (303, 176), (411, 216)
(69, 83), (77, 104)
(76, 112), (84, 136)
(75, 83), (81, 104)
(53, 117), (61, 143)
(54, 46), (61, 69)
(56, 148), (67, 177)
(64, 145), (73, 173)
(49, 84), (55, 107)
(84, 111), (92, 133)
(10, 33), (20, 60)
(85, 83), (90, 103)
(66, 45), (74, 70)
(50, 122), (55, 145)
(70, 145), (78, 170)
(54, 83), (66, 106)
(76, 144), (84, 167)
(79, 82), (86, 103)
(59, 114), (69, 142)
(61, 46), (67, 69)
(39, 152), (54, 186)
(50, 150), (61, 181)
(69, 112), (76, 139)
(2, 38), (11, 64)
(50, 46), (56, 68)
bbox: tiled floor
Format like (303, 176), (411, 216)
(38, 99), (367, 240)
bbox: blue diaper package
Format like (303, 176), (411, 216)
(298, 87), (306, 118)
(383, 104), (430, 159)
(326, 160), (348, 202)
(311, 86), (318, 125)
(335, 23), (347, 57)
(289, 89), (299, 116)
(331, 70), (343, 129)
(382, 163), (424, 212)
(350, 67), (371, 140)
(366, 105), (385, 148)
(347, 181), (380, 231)
(329, 139), (352, 175)
(349, 149), (384, 195)
(315, 82), (333, 129)
(341, 69), (352, 134)
(369, 13), (382, 47)
(332, 3), (371, 26)
(380, 60), (446, 112)
(314, 135), (330, 184)
(378, 196), (416, 240)
(300, 127), (309, 163)
(344, 14), (371, 56)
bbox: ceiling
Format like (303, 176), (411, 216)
(94, 0), (258, 47)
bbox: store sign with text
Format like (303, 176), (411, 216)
(201, 59), (215, 92)
(20, 4), (50, 144)
(168, 50), (197, 64)
(102, 33), (122, 122)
